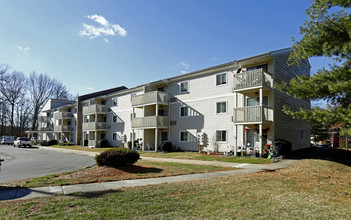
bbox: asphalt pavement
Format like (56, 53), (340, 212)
(0, 145), (95, 183)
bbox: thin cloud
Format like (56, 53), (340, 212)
(180, 61), (190, 74)
(16, 45), (30, 53)
(80, 14), (127, 43)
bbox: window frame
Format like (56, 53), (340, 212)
(180, 106), (189, 118)
(216, 72), (227, 86)
(112, 97), (118, 106)
(112, 115), (117, 123)
(179, 131), (189, 142)
(179, 81), (189, 94)
(216, 101), (227, 114)
(216, 130), (227, 143)
(112, 133), (117, 141)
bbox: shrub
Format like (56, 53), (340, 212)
(99, 139), (109, 147)
(160, 141), (172, 152)
(48, 140), (58, 146)
(39, 141), (48, 146)
(95, 148), (140, 167)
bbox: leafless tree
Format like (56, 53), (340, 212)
(28, 72), (56, 131)
(15, 99), (32, 136)
(52, 79), (74, 100)
(0, 71), (27, 135)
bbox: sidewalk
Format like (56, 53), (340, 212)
(0, 147), (299, 202)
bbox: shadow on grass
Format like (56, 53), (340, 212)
(289, 147), (351, 167)
(116, 165), (163, 174)
(70, 189), (123, 199)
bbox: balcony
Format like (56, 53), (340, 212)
(132, 116), (169, 128)
(54, 125), (73, 132)
(233, 105), (273, 123)
(82, 122), (107, 130)
(83, 104), (107, 115)
(132, 91), (169, 107)
(233, 69), (273, 91)
(38, 116), (50, 122)
(54, 112), (72, 119)
(38, 126), (52, 131)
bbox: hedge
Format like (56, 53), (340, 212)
(95, 147), (140, 167)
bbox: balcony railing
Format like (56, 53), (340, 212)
(233, 69), (273, 91)
(132, 116), (169, 128)
(88, 139), (102, 147)
(54, 125), (73, 132)
(132, 91), (169, 106)
(82, 122), (107, 130)
(38, 116), (50, 122)
(54, 112), (72, 119)
(38, 126), (52, 131)
(233, 105), (273, 123)
(83, 104), (107, 115)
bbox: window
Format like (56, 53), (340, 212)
(112, 97), (118, 106)
(247, 64), (268, 72)
(180, 106), (189, 117)
(112, 115), (117, 123)
(301, 130), (305, 141)
(216, 130), (227, 142)
(101, 100), (106, 105)
(247, 96), (269, 106)
(216, 102), (227, 114)
(113, 133), (117, 141)
(180, 131), (189, 142)
(130, 113), (136, 120)
(216, 73), (227, 86)
(180, 81), (189, 93)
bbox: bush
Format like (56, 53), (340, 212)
(39, 141), (48, 146)
(99, 139), (109, 147)
(48, 140), (58, 146)
(160, 141), (172, 152)
(95, 148), (140, 167)
(273, 139), (292, 157)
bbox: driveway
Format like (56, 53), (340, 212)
(0, 145), (95, 183)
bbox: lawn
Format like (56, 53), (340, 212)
(1, 149), (350, 219)
(0, 160), (235, 189)
(47, 145), (272, 164)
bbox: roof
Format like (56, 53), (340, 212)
(78, 86), (128, 102)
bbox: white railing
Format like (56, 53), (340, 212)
(88, 140), (102, 147)
(38, 116), (50, 122)
(82, 122), (107, 130)
(233, 69), (273, 90)
(38, 126), (51, 131)
(233, 105), (273, 123)
(54, 112), (72, 119)
(132, 91), (169, 106)
(132, 116), (168, 128)
(83, 104), (107, 115)
(54, 125), (73, 132)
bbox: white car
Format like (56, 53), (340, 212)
(14, 137), (32, 148)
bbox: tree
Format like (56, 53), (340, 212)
(52, 79), (74, 100)
(279, 0), (351, 143)
(28, 72), (56, 131)
(0, 71), (27, 135)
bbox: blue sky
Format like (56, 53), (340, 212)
(0, 0), (331, 96)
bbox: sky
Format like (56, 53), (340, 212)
(0, 0), (333, 96)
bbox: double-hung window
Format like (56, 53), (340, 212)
(112, 115), (117, 123)
(180, 81), (189, 93)
(112, 133), (117, 141)
(216, 130), (227, 142)
(180, 131), (189, 142)
(216, 102), (227, 114)
(216, 73), (227, 86)
(180, 106), (189, 117)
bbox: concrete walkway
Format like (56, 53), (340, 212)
(0, 147), (299, 202)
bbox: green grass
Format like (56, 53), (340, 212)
(141, 151), (272, 164)
(1, 149), (351, 219)
(46, 145), (272, 164)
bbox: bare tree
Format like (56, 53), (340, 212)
(0, 65), (9, 136)
(52, 79), (74, 100)
(15, 99), (32, 136)
(0, 71), (27, 135)
(28, 72), (56, 131)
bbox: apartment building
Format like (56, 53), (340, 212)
(36, 48), (311, 155)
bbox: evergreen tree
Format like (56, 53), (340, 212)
(280, 0), (351, 140)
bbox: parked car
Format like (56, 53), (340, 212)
(1, 136), (14, 145)
(14, 137), (32, 148)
